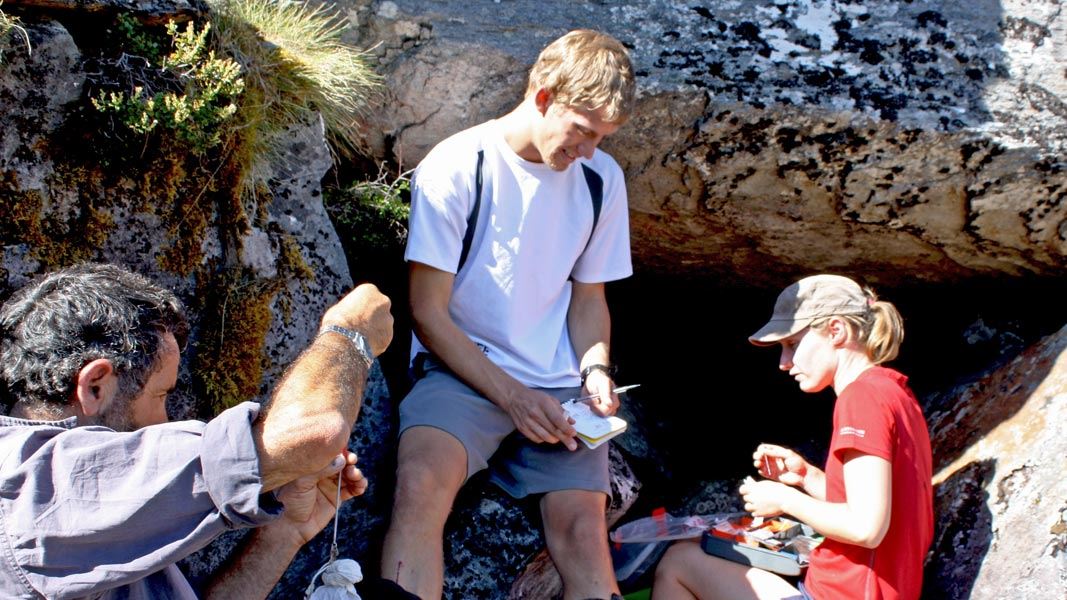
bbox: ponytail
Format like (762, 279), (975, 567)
(865, 293), (904, 364)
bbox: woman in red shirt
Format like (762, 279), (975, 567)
(652, 274), (933, 600)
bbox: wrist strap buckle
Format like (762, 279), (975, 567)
(580, 363), (615, 386)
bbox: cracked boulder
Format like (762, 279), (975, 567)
(346, 0), (1066, 287)
(923, 324), (1067, 599)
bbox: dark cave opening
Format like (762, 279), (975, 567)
(606, 271), (1067, 518)
(351, 232), (1067, 520)
(326, 161), (1067, 522)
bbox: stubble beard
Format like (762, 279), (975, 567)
(86, 382), (138, 432)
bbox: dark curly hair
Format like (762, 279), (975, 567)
(0, 263), (189, 413)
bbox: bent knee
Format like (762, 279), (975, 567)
(395, 458), (462, 501)
(654, 542), (689, 579)
(545, 504), (608, 546)
(394, 430), (466, 503)
(657, 541), (712, 580)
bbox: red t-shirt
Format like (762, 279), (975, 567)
(804, 367), (933, 600)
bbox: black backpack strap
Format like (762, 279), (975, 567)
(408, 351), (432, 381)
(580, 163), (604, 250)
(456, 149), (485, 274)
(458, 154), (602, 273)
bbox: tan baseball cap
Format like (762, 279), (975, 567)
(749, 274), (869, 346)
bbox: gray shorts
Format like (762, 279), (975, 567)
(398, 366), (610, 498)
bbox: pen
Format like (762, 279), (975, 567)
(569, 384), (641, 403)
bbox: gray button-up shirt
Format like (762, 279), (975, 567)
(0, 402), (282, 599)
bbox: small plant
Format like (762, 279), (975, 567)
(114, 12), (163, 60)
(76, 2), (385, 415)
(325, 166), (410, 253)
(92, 19), (244, 154)
(0, 2), (31, 62)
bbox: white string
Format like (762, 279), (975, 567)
(304, 464), (362, 600)
(330, 467), (341, 563)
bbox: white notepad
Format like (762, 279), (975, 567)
(562, 400), (628, 450)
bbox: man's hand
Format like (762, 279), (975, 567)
(581, 368), (619, 417)
(502, 386), (579, 450)
(204, 452), (367, 599)
(271, 452), (368, 546)
(202, 452), (367, 599)
(321, 283), (394, 357)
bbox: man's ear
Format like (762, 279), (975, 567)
(534, 88), (553, 115)
(73, 359), (116, 417)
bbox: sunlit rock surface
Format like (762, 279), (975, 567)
(924, 325), (1067, 599)
(347, 0), (1066, 287)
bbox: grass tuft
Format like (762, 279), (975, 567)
(0, 2), (31, 62)
(206, 0), (382, 196)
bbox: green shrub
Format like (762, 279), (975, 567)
(79, 2), (384, 414)
(325, 167), (410, 253)
(92, 20), (244, 155)
(114, 12), (163, 60)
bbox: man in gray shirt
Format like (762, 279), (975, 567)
(0, 263), (393, 599)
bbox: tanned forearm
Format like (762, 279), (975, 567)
(201, 525), (303, 600)
(802, 466), (828, 500)
(410, 263), (526, 409)
(255, 335), (368, 492)
(567, 281), (612, 372)
(254, 283), (392, 492)
(415, 303), (524, 405)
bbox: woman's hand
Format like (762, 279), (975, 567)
(753, 443), (809, 487)
(739, 477), (796, 518)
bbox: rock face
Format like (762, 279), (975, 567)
(345, 0), (1066, 287)
(923, 325), (1067, 599)
(338, 0), (1067, 596)
(0, 13), (395, 596)
(10, 0), (204, 24)
(1, 16), (645, 600)
(0, 19), (360, 420)
(0, 20), (83, 233)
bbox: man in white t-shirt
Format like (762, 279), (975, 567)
(380, 30), (637, 600)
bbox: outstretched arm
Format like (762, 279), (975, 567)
(253, 283), (393, 492)
(205, 283), (391, 598)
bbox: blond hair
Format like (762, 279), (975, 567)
(525, 29), (636, 123)
(811, 287), (904, 364)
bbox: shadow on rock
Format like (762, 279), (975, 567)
(923, 458), (995, 600)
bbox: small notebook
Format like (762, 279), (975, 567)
(562, 400), (628, 450)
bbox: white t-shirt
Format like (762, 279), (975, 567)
(404, 120), (633, 388)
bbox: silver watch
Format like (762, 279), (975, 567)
(320, 325), (374, 366)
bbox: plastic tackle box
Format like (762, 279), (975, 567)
(699, 515), (818, 577)
(700, 530), (806, 576)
